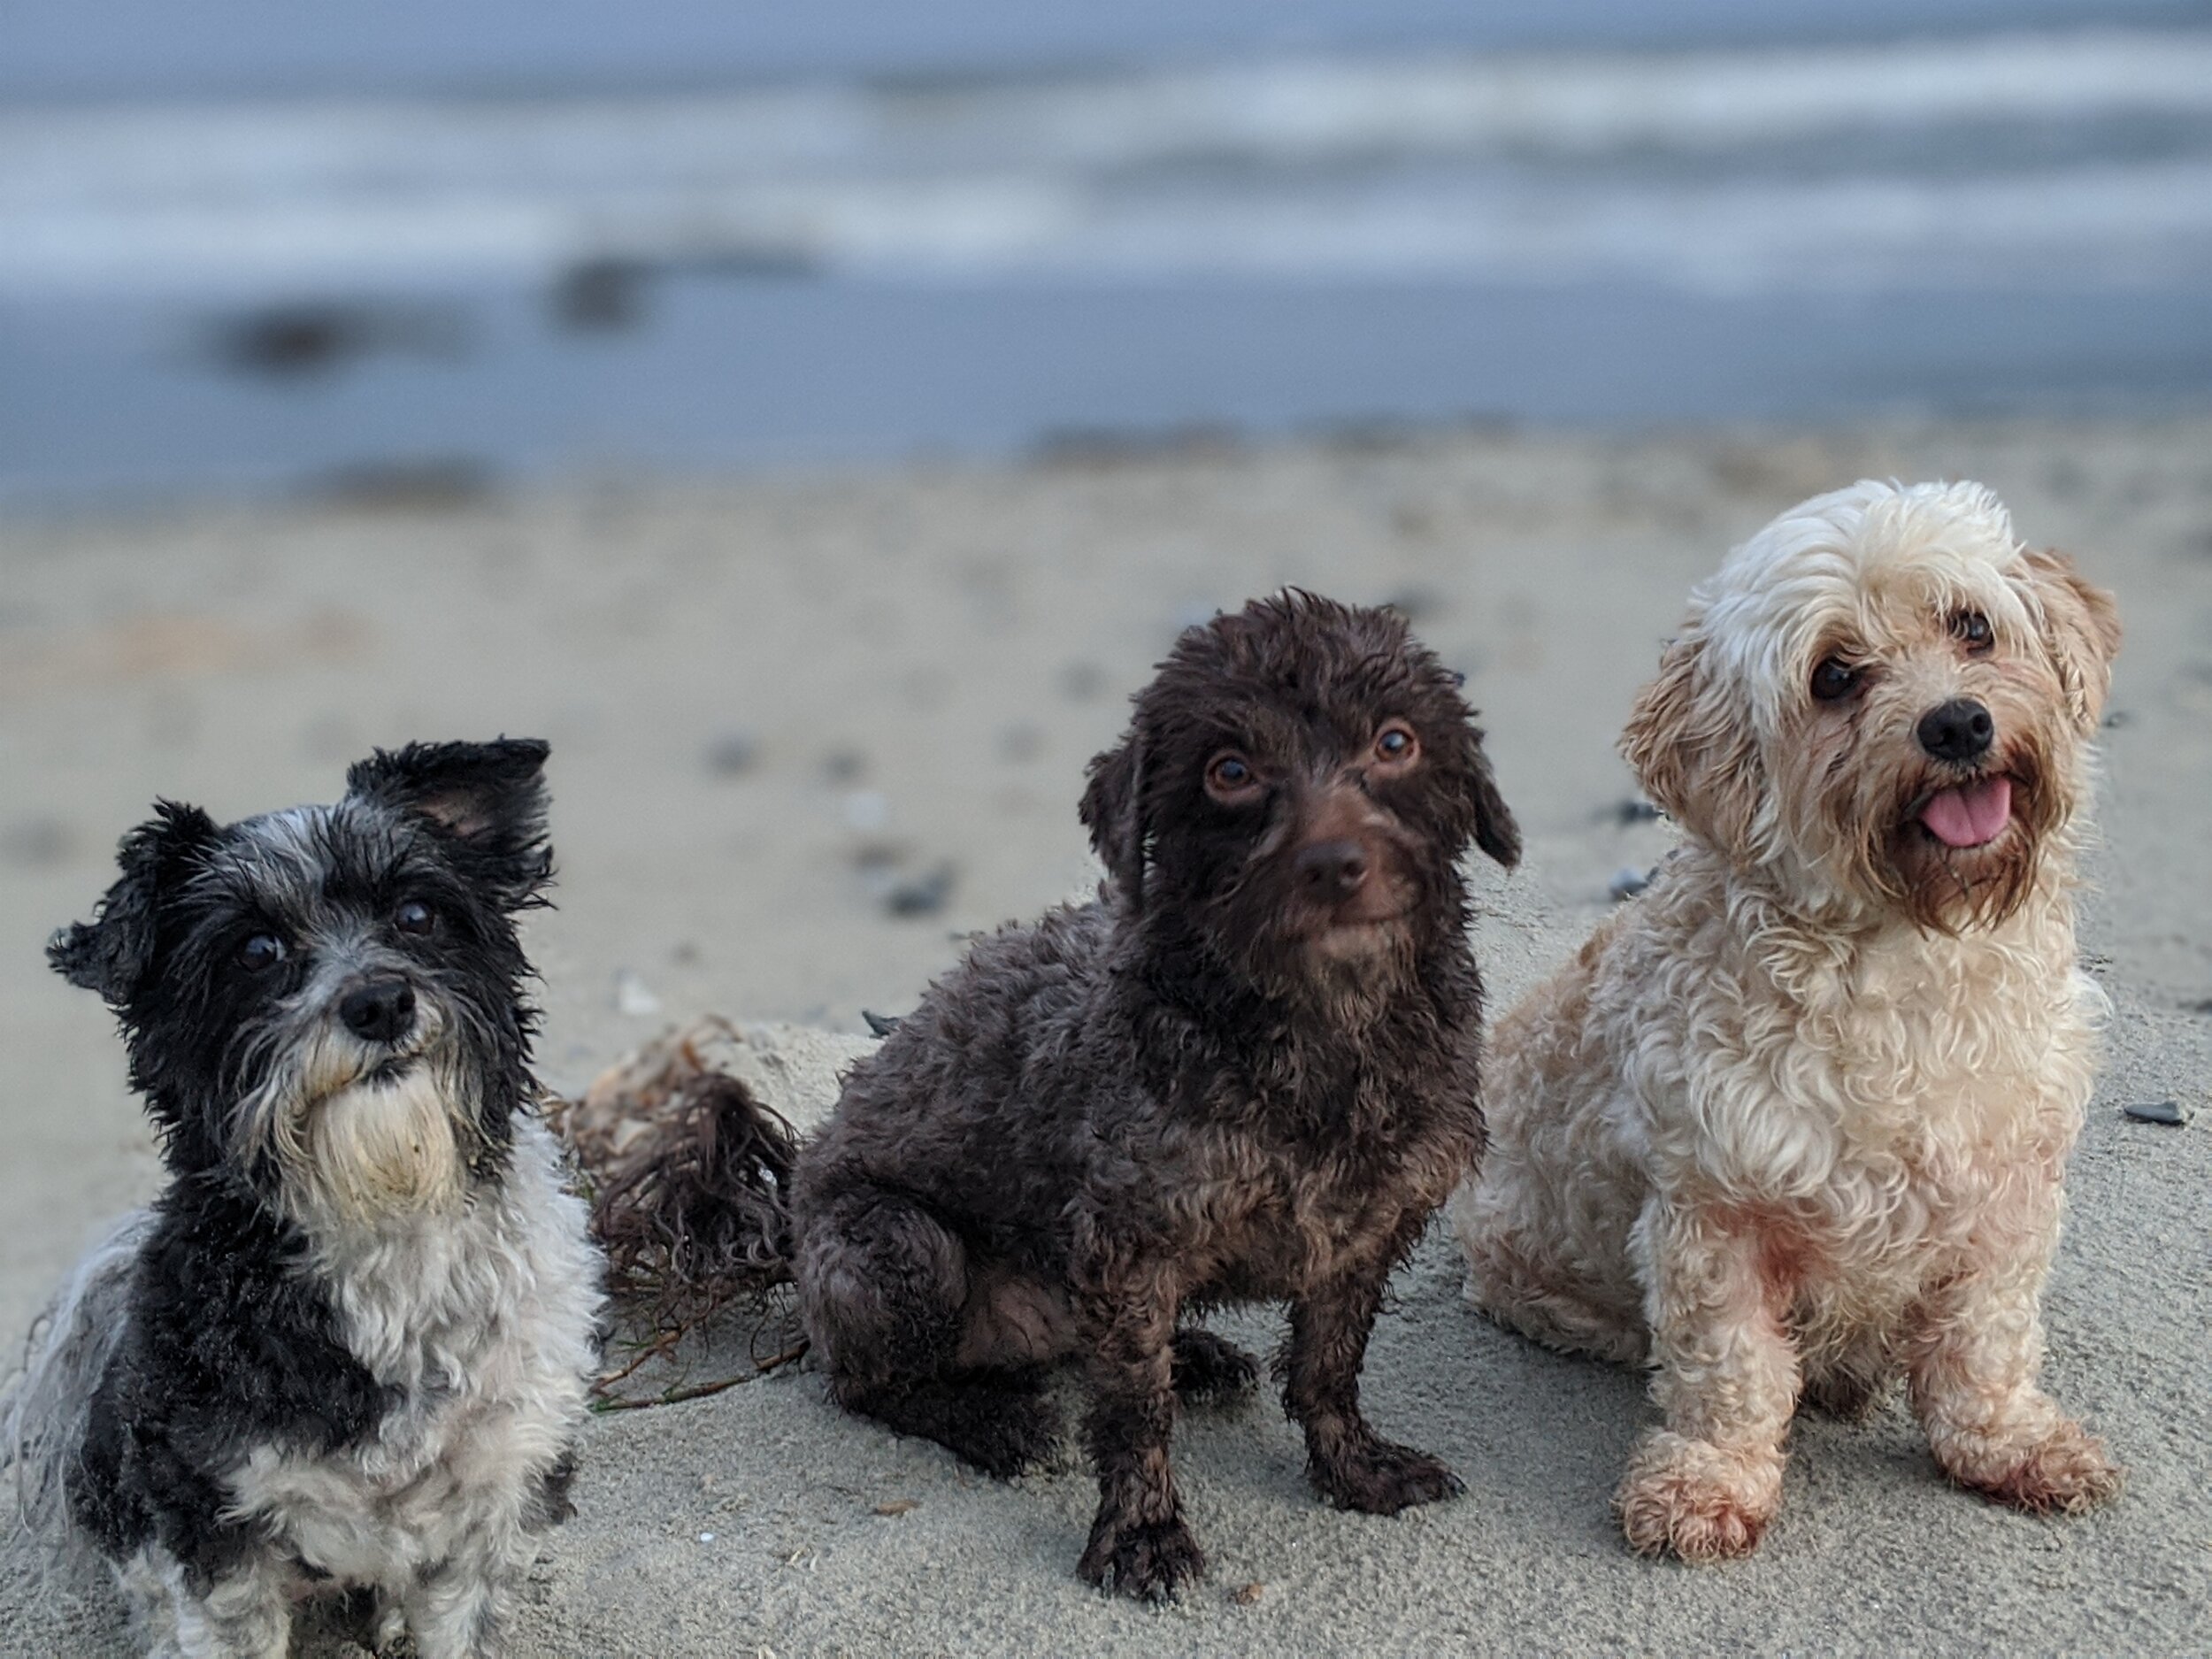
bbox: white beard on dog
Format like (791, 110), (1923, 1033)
(303, 1064), (466, 1223)
(242, 1025), (470, 1229)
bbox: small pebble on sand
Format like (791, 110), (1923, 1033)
(2122, 1099), (2196, 1126)
(614, 970), (662, 1018)
(884, 864), (956, 918)
(705, 732), (760, 776)
(1609, 866), (1651, 902)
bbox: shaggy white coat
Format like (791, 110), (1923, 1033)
(18, 1114), (599, 1657)
(1452, 480), (2124, 1561)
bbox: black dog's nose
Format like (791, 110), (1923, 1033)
(1916, 697), (1995, 763)
(1294, 839), (1371, 902)
(340, 979), (417, 1045)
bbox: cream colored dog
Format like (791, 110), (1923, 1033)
(1451, 479), (2124, 1561)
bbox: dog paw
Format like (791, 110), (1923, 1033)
(1313, 1440), (1466, 1515)
(1615, 1432), (1780, 1563)
(1954, 1423), (2123, 1517)
(1078, 1514), (1207, 1603)
(1171, 1329), (1259, 1407)
(953, 1391), (1062, 1480)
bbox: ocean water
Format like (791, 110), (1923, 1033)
(4, 4), (2209, 503)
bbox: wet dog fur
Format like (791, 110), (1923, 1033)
(791, 591), (1520, 1601)
(3, 741), (602, 1657)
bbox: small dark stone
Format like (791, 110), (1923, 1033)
(1059, 660), (1109, 702)
(316, 458), (490, 510)
(2121, 1100), (2194, 1126)
(2101, 709), (2131, 731)
(0, 817), (73, 867)
(1615, 796), (1663, 825)
(849, 838), (905, 874)
(210, 300), (465, 378)
(552, 257), (651, 332)
(862, 1010), (902, 1039)
(1608, 866), (1652, 902)
(884, 864), (956, 918)
(705, 732), (760, 777)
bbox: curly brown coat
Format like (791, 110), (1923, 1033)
(791, 590), (1519, 1601)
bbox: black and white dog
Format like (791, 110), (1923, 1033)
(4, 740), (601, 1658)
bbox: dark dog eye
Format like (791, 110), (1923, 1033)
(1373, 722), (1420, 766)
(1205, 752), (1261, 801)
(237, 933), (286, 972)
(394, 900), (435, 936)
(1810, 656), (1863, 702)
(1951, 610), (1993, 654)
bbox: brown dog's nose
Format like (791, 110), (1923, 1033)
(1295, 839), (1371, 902)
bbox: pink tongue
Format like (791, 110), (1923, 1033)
(1920, 775), (2012, 848)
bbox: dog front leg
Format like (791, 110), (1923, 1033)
(1908, 1201), (2121, 1516)
(165, 1554), (292, 1659)
(1074, 1259), (1203, 1602)
(1284, 1243), (1463, 1514)
(1616, 1198), (1797, 1562)
(403, 1537), (529, 1659)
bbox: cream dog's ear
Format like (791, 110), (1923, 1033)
(1621, 631), (1763, 861)
(2019, 548), (2121, 733)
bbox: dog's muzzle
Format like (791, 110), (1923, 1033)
(339, 978), (417, 1047)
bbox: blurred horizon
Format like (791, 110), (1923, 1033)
(15, 1), (2209, 101)
(4, 1), (2210, 508)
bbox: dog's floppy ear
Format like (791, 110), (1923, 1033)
(348, 737), (553, 898)
(2020, 548), (2121, 733)
(50, 801), (216, 1008)
(1621, 631), (1761, 860)
(1464, 733), (1521, 868)
(1079, 733), (1147, 907)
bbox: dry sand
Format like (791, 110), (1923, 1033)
(2, 419), (2208, 1655)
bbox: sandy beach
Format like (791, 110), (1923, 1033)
(3, 417), (2207, 1655)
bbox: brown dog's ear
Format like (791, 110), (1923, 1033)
(1079, 734), (1147, 908)
(49, 801), (217, 1009)
(2020, 548), (2121, 733)
(1620, 632), (1762, 859)
(1466, 738), (1521, 868)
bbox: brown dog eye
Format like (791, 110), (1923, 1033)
(237, 933), (286, 972)
(1205, 753), (1260, 801)
(1810, 656), (1862, 702)
(1373, 722), (1420, 766)
(1951, 610), (1993, 654)
(394, 900), (435, 936)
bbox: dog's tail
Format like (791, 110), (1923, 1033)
(3, 1210), (149, 1548)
